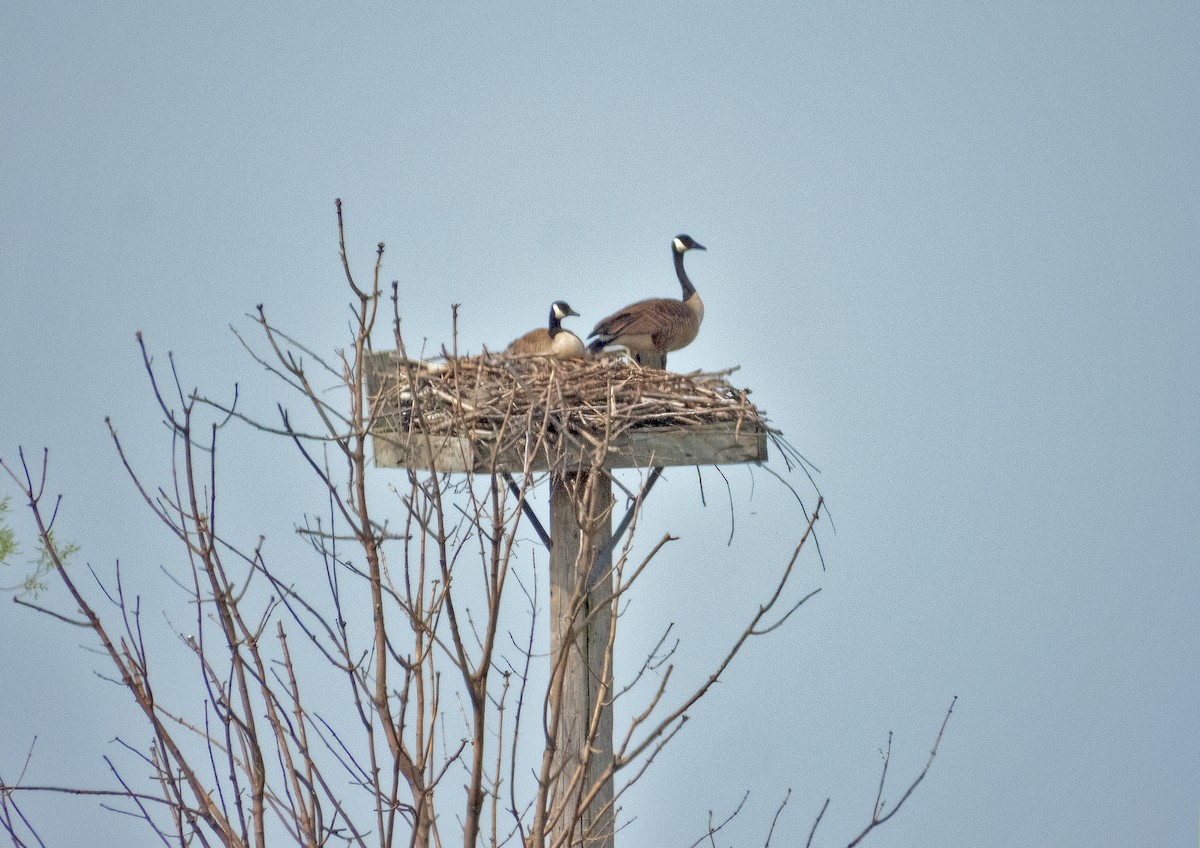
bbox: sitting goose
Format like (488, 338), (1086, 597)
(505, 300), (586, 359)
(586, 234), (706, 369)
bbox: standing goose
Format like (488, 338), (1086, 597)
(505, 301), (587, 359)
(586, 234), (706, 369)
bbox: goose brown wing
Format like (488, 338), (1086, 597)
(589, 306), (641, 340)
(505, 327), (552, 355)
(591, 298), (676, 339)
(591, 297), (697, 350)
(646, 299), (700, 351)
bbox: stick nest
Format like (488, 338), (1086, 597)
(368, 354), (769, 449)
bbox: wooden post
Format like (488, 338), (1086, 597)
(549, 469), (615, 848)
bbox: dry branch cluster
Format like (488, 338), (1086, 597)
(372, 355), (766, 443)
(0, 204), (950, 848)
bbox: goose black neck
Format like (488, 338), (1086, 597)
(547, 307), (562, 337)
(674, 248), (697, 299)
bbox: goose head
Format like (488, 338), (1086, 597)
(673, 234), (706, 254)
(551, 301), (580, 322)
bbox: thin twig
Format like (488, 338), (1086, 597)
(845, 696), (958, 848)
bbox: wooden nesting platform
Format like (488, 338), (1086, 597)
(364, 352), (769, 473)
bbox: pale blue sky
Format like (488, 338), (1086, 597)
(2, 2), (1198, 846)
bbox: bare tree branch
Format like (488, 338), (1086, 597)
(0, 204), (945, 848)
(845, 696), (957, 848)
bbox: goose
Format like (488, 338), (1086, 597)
(504, 301), (587, 359)
(586, 234), (706, 369)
